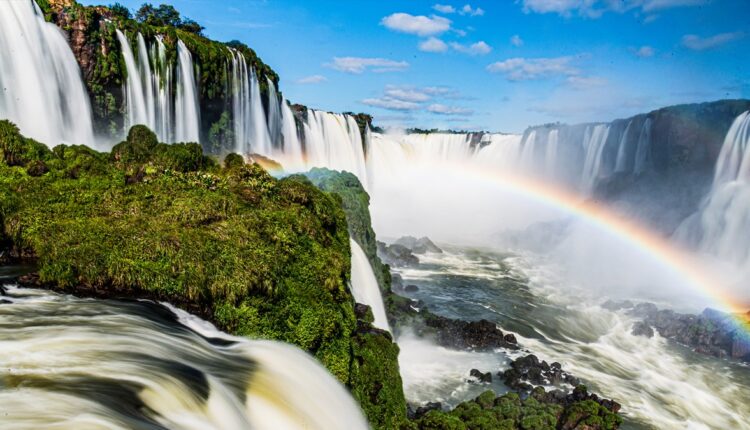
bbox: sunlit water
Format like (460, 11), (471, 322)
(394, 246), (750, 430)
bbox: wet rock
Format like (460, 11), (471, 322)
(376, 241), (419, 267)
(469, 368), (492, 383)
(631, 321), (654, 338)
(503, 354), (581, 391)
(390, 273), (404, 292)
(404, 284), (419, 293)
(26, 160), (49, 177)
(504, 333), (517, 344)
(630, 304), (748, 363)
(394, 236), (443, 254)
(408, 401), (442, 420)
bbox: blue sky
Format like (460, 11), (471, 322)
(81, 0), (750, 132)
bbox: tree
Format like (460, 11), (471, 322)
(178, 18), (204, 35)
(109, 3), (131, 20)
(135, 3), (181, 27)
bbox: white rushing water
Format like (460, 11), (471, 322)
(0, 285), (368, 430)
(675, 111), (750, 291)
(116, 31), (175, 142)
(349, 238), (390, 331)
(0, 0), (94, 147)
(174, 40), (201, 143)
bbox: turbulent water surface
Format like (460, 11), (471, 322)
(0, 267), (367, 430)
(393, 246), (750, 430)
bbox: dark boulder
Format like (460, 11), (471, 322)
(404, 284), (419, 293)
(469, 368), (492, 383)
(394, 236), (443, 254)
(631, 321), (654, 338)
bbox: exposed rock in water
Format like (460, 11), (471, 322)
(628, 303), (750, 362)
(631, 321), (654, 338)
(404, 284), (419, 293)
(394, 236), (443, 254)
(377, 241), (419, 267)
(424, 315), (519, 351)
(407, 401), (443, 420)
(502, 354), (580, 392)
(469, 368), (492, 383)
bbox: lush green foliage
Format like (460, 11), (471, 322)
(414, 389), (622, 430)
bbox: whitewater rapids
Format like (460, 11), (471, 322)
(0, 276), (367, 430)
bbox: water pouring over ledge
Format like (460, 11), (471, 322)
(0, 285), (368, 430)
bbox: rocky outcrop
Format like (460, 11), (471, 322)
(620, 301), (750, 362)
(377, 241), (419, 267)
(394, 236), (443, 254)
(502, 354), (581, 392)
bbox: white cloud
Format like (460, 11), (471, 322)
(520, 0), (707, 18)
(460, 4), (485, 16)
(326, 57), (409, 74)
(511, 35), (524, 47)
(362, 97), (421, 111)
(419, 37), (449, 53)
(682, 32), (744, 51)
(433, 4), (456, 14)
(381, 13), (452, 37)
(296, 75), (327, 84)
(566, 75), (607, 89)
(384, 87), (433, 102)
(487, 56), (578, 81)
(634, 45), (655, 57)
(427, 103), (474, 115)
(450, 41), (492, 55)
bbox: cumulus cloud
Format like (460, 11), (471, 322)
(487, 56), (578, 81)
(381, 13), (452, 36)
(450, 41), (492, 55)
(326, 57), (409, 74)
(633, 45), (655, 57)
(682, 32), (744, 51)
(419, 37), (449, 53)
(362, 97), (421, 111)
(460, 4), (485, 16)
(511, 35), (524, 47)
(427, 104), (474, 115)
(433, 4), (456, 13)
(384, 87), (433, 102)
(520, 0), (707, 18)
(296, 75), (327, 84)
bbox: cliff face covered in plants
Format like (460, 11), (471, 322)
(38, 0), (278, 148)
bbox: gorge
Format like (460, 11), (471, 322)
(1, 0), (749, 429)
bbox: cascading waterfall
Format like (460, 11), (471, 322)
(349, 239), (390, 331)
(614, 120), (633, 173)
(304, 111), (369, 185)
(0, 285), (368, 430)
(116, 30), (188, 143)
(0, 0), (94, 147)
(229, 51), (273, 156)
(675, 111), (750, 267)
(267, 78), (282, 147)
(580, 124), (611, 195)
(175, 40), (201, 143)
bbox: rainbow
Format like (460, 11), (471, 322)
(448, 164), (749, 325)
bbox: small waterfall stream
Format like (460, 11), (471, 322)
(349, 238), (390, 332)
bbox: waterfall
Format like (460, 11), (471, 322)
(675, 111), (750, 267)
(545, 129), (559, 175)
(175, 40), (201, 143)
(0, 285), (368, 430)
(229, 51), (273, 156)
(151, 36), (174, 143)
(614, 120), (633, 173)
(349, 238), (390, 332)
(0, 0), (94, 147)
(267, 78), (282, 147)
(633, 118), (652, 175)
(279, 98), (305, 171)
(520, 130), (537, 167)
(304, 111), (369, 186)
(116, 30), (149, 130)
(580, 124), (611, 194)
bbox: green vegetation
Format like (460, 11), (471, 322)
(414, 389), (622, 430)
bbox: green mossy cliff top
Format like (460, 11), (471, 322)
(0, 121), (409, 425)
